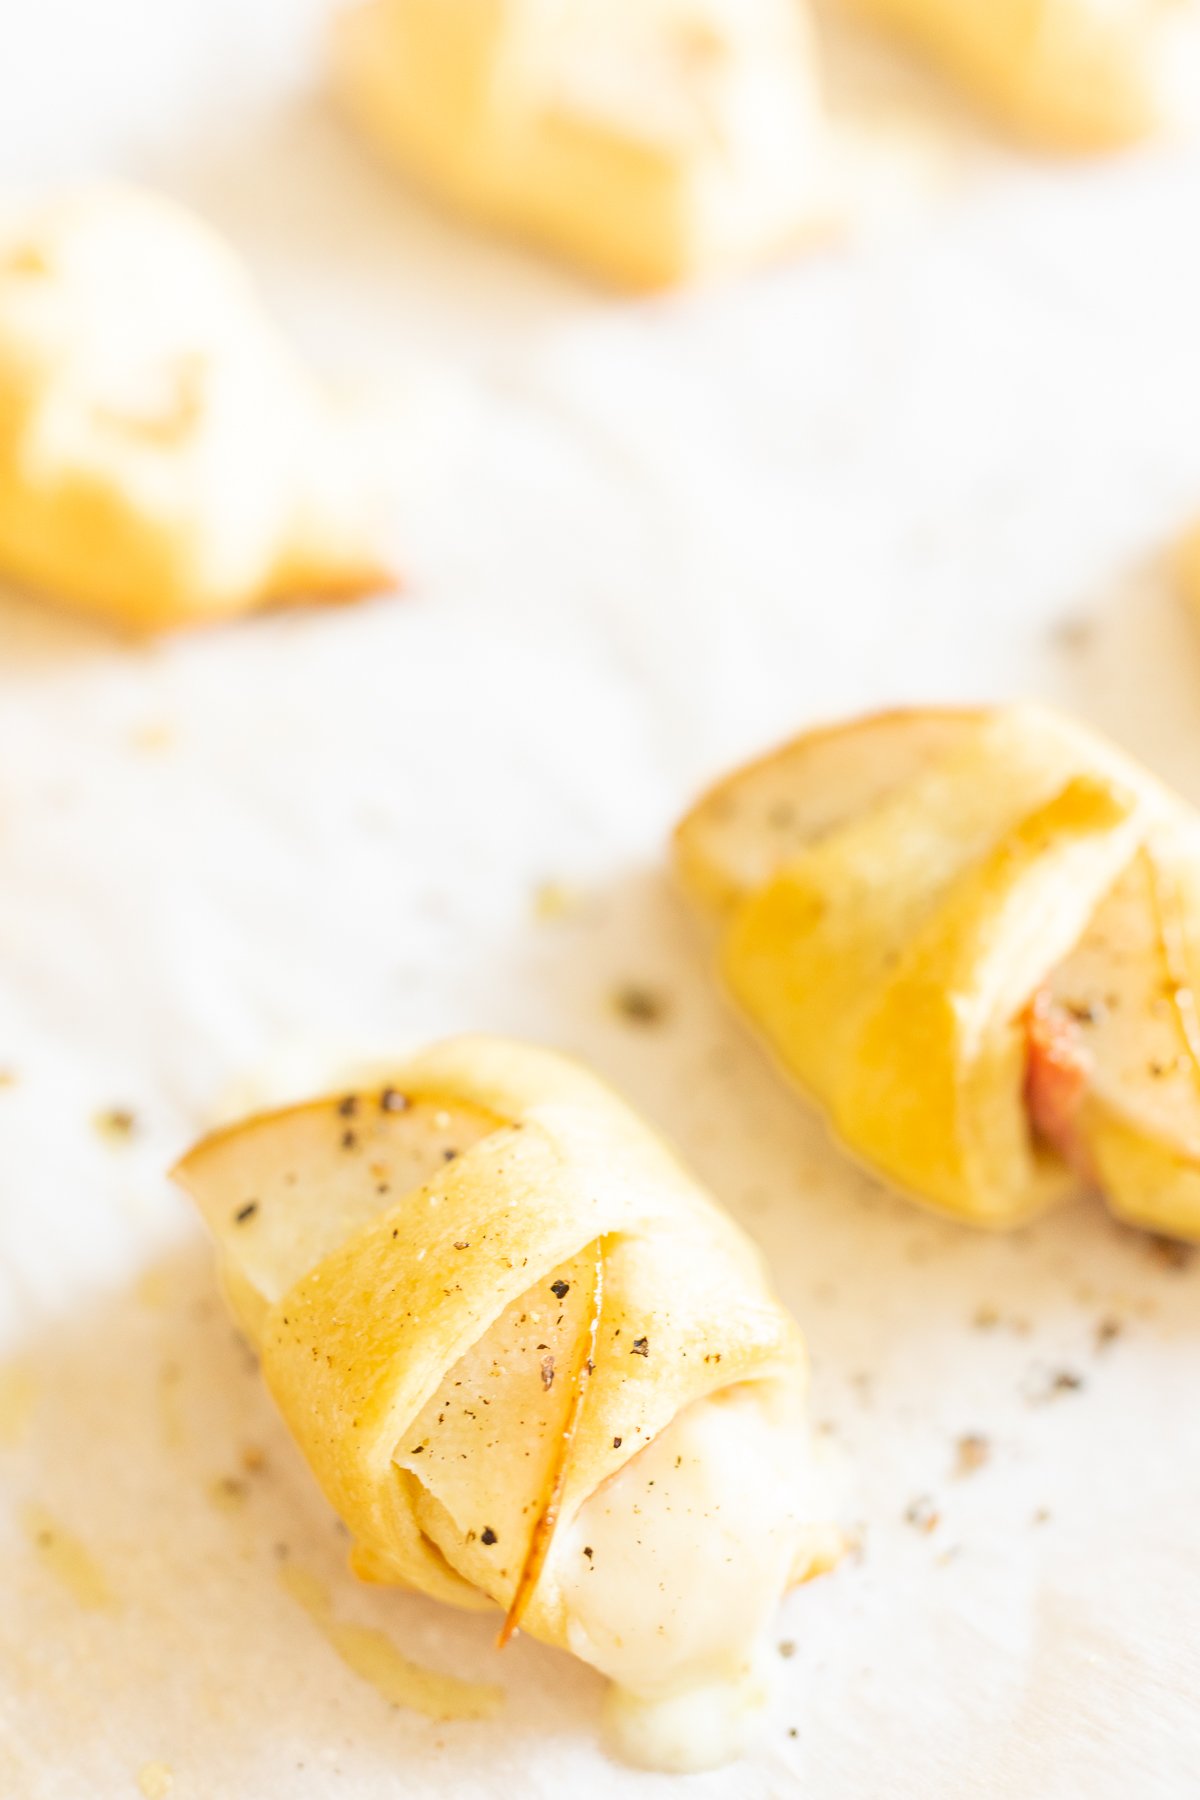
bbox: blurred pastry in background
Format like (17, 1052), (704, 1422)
(0, 186), (394, 632)
(331, 0), (827, 288)
(844, 0), (1200, 149)
(677, 704), (1200, 1240)
(175, 1036), (838, 1772)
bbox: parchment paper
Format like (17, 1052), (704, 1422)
(4, 4), (1200, 1795)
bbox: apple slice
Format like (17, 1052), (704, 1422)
(173, 1087), (502, 1337)
(674, 708), (981, 918)
(1025, 990), (1096, 1183)
(1027, 846), (1200, 1229)
(499, 1247), (603, 1645)
(178, 1082), (614, 1622)
(395, 1244), (605, 1629)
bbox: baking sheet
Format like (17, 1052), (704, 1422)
(4, 3), (1200, 1795)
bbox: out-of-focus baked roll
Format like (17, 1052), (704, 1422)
(847, 0), (1200, 149)
(332, 0), (827, 288)
(0, 185), (392, 630)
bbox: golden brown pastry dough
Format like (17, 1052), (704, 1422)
(175, 1037), (834, 1771)
(676, 704), (1200, 1237)
(0, 186), (391, 631)
(331, 0), (827, 288)
(847, 0), (1200, 149)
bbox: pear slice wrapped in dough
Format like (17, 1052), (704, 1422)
(676, 703), (1200, 1238)
(331, 0), (827, 289)
(174, 1037), (835, 1773)
(846, 0), (1200, 149)
(0, 186), (392, 631)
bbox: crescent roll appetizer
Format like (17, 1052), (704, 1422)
(331, 0), (826, 289)
(0, 186), (391, 631)
(174, 1037), (834, 1772)
(847, 0), (1200, 149)
(676, 704), (1200, 1239)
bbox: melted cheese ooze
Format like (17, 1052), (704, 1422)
(554, 1382), (808, 1772)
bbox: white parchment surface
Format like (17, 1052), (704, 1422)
(3, 4), (1200, 1796)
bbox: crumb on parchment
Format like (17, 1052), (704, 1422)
(612, 983), (670, 1026)
(954, 1433), (990, 1478)
(1025, 1367), (1086, 1404)
(1148, 1235), (1194, 1272)
(94, 1107), (137, 1141)
(904, 1496), (940, 1534)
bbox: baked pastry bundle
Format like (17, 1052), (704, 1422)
(332, 0), (826, 288)
(175, 1036), (835, 1771)
(846, 0), (1200, 148)
(0, 185), (390, 630)
(677, 703), (1200, 1239)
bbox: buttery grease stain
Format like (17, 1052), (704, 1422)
(136, 1265), (173, 1310)
(158, 1361), (184, 1450)
(279, 1565), (502, 1723)
(0, 1362), (36, 1447)
(22, 1504), (117, 1611)
(137, 1764), (174, 1798)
